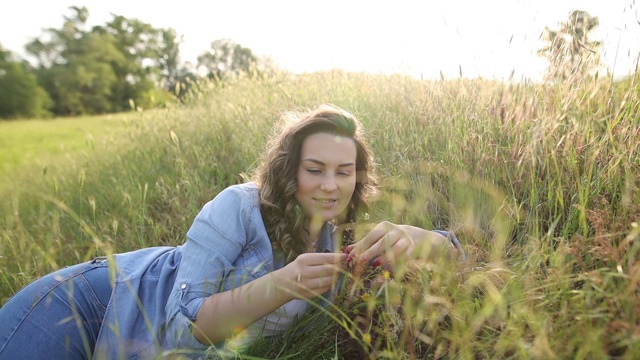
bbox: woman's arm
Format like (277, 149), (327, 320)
(397, 224), (456, 261)
(192, 252), (346, 345)
(166, 185), (347, 348)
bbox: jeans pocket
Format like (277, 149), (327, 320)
(80, 262), (112, 310)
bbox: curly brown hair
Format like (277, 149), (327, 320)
(252, 104), (378, 262)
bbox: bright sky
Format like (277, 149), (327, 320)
(1, 0), (638, 81)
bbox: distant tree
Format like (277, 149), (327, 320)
(94, 15), (181, 110)
(25, 6), (90, 68)
(168, 62), (200, 102)
(31, 31), (127, 116)
(538, 10), (602, 82)
(0, 45), (52, 119)
(157, 28), (182, 89)
(26, 6), (180, 115)
(197, 39), (258, 80)
(18, 6), (267, 116)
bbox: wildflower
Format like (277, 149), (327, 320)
(361, 293), (371, 302)
(382, 270), (390, 280)
(362, 333), (372, 345)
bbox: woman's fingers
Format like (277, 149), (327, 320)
(300, 263), (346, 281)
(287, 252), (348, 298)
(344, 222), (389, 264)
(361, 227), (401, 263)
(369, 231), (402, 261)
(344, 221), (415, 267)
(368, 237), (413, 266)
(293, 268), (343, 298)
(353, 222), (391, 256)
(298, 252), (347, 266)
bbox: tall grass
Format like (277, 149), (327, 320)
(1, 70), (638, 358)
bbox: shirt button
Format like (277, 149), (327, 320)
(181, 283), (187, 289)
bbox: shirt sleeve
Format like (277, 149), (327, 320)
(164, 186), (251, 350)
(432, 230), (468, 262)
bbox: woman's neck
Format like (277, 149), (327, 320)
(308, 227), (321, 245)
(307, 218), (326, 247)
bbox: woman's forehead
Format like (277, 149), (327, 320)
(300, 133), (357, 163)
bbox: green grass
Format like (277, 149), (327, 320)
(0, 113), (134, 193)
(0, 71), (639, 359)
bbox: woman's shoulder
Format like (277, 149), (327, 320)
(212, 182), (259, 209)
(224, 182), (259, 195)
(196, 182), (261, 223)
(205, 182), (255, 204)
(216, 182), (257, 198)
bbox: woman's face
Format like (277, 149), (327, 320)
(295, 132), (357, 233)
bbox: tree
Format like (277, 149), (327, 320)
(0, 45), (52, 119)
(26, 6), (181, 115)
(197, 39), (258, 80)
(167, 62), (200, 102)
(156, 28), (182, 90)
(33, 32), (127, 116)
(25, 6), (90, 69)
(14, 6), (266, 117)
(94, 15), (181, 110)
(538, 10), (602, 82)
(27, 7), (126, 115)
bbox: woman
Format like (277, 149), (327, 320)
(0, 104), (464, 359)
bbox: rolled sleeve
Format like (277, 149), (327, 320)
(179, 287), (206, 322)
(433, 230), (468, 262)
(166, 289), (209, 350)
(165, 186), (251, 349)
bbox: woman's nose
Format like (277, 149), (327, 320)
(320, 174), (337, 191)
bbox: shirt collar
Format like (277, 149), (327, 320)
(316, 222), (336, 253)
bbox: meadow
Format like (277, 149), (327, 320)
(0, 70), (638, 359)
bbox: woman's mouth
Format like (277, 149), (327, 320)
(315, 198), (338, 207)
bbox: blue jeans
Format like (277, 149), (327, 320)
(0, 258), (112, 359)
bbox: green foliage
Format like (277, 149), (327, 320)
(538, 9), (602, 82)
(1, 72), (639, 358)
(197, 38), (259, 80)
(0, 46), (52, 119)
(24, 6), (180, 116)
(94, 14), (181, 111)
(10, 6), (268, 117)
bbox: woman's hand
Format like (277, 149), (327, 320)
(278, 252), (347, 299)
(343, 221), (454, 270)
(193, 252), (346, 345)
(344, 221), (415, 269)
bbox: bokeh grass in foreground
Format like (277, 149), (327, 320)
(1, 71), (638, 358)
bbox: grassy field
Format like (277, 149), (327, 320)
(0, 71), (638, 358)
(0, 113), (136, 193)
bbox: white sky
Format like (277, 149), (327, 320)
(1, 0), (639, 81)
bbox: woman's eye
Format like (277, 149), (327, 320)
(337, 171), (353, 176)
(307, 169), (322, 174)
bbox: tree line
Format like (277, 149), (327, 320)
(0, 6), (264, 119)
(0, 8), (604, 120)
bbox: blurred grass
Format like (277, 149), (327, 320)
(0, 70), (639, 358)
(0, 113), (133, 193)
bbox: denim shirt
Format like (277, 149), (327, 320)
(92, 182), (465, 359)
(93, 183), (336, 359)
